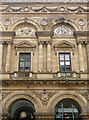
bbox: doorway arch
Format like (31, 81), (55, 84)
(54, 98), (82, 120)
(9, 99), (35, 120)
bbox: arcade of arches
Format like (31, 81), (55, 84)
(1, 1), (89, 120)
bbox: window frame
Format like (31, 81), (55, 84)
(19, 53), (31, 71)
(59, 53), (71, 77)
(59, 53), (71, 72)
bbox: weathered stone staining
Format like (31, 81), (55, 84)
(0, 0), (89, 120)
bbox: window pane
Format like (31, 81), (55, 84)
(65, 54), (70, 60)
(19, 62), (24, 70)
(60, 54), (64, 60)
(66, 67), (71, 71)
(65, 61), (70, 65)
(25, 62), (30, 70)
(60, 67), (65, 71)
(20, 54), (25, 61)
(20, 62), (24, 67)
(60, 62), (64, 65)
(25, 54), (31, 61)
(25, 62), (30, 67)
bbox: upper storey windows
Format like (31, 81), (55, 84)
(54, 25), (73, 36)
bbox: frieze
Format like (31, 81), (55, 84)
(0, 6), (89, 13)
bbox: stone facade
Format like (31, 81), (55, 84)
(0, 1), (89, 120)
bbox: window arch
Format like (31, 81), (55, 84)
(54, 98), (82, 120)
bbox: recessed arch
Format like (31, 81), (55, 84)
(46, 19), (80, 31)
(2, 92), (43, 113)
(47, 92), (87, 114)
(8, 18), (42, 31)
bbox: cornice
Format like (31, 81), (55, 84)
(0, 31), (15, 37)
(74, 31), (89, 37)
(2, 79), (89, 86)
(35, 31), (53, 37)
(0, 5), (89, 13)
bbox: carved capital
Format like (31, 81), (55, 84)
(46, 41), (52, 45)
(38, 41), (44, 45)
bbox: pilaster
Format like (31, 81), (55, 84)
(78, 41), (85, 72)
(46, 41), (52, 72)
(5, 41), (12, 72)
(38, 41), (44, 72)
(0, 41), (3, 72)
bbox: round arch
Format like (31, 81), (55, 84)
(8, 18), (42, 31)
(47, 92), (87, 114)
(2, 92), (43, 113)
(46, 19), (80, 31)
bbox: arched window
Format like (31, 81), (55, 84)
(55, 99), (82, 120)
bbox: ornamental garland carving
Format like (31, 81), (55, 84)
(0, 6), (89, 13)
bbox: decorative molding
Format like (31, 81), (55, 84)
(54, 25), (73, 35)
(15, 41), (36, 48)
(16, 27), (35, 37)
(33, 92), (56, 106)
(53, 40), (75, 55)
(1, 6), (89, 13)
(2, 92), (13, 100)
(0, 31), (15, 37)
(53, 40), (75, 48)
(35, 31), (53, 37)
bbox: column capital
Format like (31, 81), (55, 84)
(46, 41), (52, 45)
(77, 40), (83, 44)
(6, 40), (13, 44)
(38, 41), (44, 45)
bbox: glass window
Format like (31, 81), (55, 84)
(59, 53), (71, 77)
(19, 53), (31, 71)
(55, 99), (81, 120)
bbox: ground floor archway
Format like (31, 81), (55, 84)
(9, 99), (35, 120)
(54, 98), (82, 120)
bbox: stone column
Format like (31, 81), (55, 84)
(5, 42), (11, 72)
(78, 42), (84, 72)
(39, 42), (43, 72)
(0, 42), (3, 72)
(47, 42), (51, 72)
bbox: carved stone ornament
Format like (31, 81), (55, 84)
(16, 27), (35, 36)
(54, 25), (73, 35)
(33, 92), (56, 106)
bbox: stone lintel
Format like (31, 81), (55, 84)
(0, 31), (15, 37)
(74, 31), (89, 37)
(35, 31), (54, 38)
